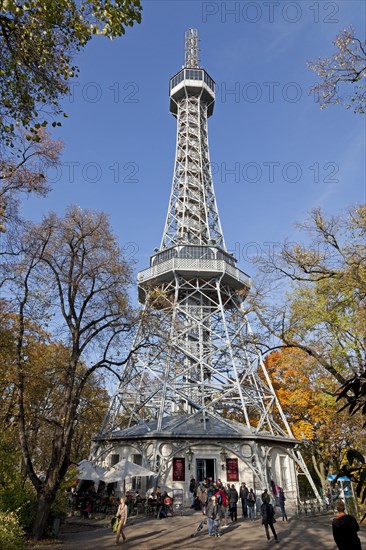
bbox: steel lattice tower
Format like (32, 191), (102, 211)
(93, 29), (320, 501)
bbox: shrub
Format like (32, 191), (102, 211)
(0, 510), (25, 550)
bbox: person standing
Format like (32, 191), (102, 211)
(228, 484), (239, 522)
(155, 486), (164, 518)
(239, 482), (249, 518)
(207, 481), (215, 500)
(115, 496), (128, 544)
(194, 480), (201, 510)
(247, 488), (256, 520)
(189, 475), (196, 507)
(332, 500), (362, 550)
(198, 480), (208, 515)
(261, 498), (278, 543)
(278, 487), (288, 521)
(271, 479), (280, 506)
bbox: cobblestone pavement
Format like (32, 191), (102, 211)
(27, 510), (366, 550)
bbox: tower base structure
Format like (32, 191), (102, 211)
(92, 411), (318, 510)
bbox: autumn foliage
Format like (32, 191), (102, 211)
(264, 347), (366, 490)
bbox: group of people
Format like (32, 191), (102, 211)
(149, 486), (174, 518)
(125, 490), (144, 515)
(112, 481), (362, 548)
(69, 484), (120, 517)
(189, 475), (287, 541)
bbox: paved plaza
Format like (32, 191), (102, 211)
(27, 509), (366, 550)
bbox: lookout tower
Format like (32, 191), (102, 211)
(92, 29), (320, 506)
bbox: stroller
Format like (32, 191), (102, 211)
(191, 517), (207, 537)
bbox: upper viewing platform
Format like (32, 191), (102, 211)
(170, 69), (215, 93)
(169, 68), (215, 117)
(169, 28), (215, 117)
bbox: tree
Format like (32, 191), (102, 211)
(264, 348), (365, 492)
(0, 129), (62, 236)
(1, 0), (142, 238)
(251, 205), (366, 506)
(336, 371), (366, 509)
(6, 206), (135, 539)
(1, 320), (109, 469)
(308, 27), (366, 114)
(252, 205), (366, 386)
(0, 0), (142, 142)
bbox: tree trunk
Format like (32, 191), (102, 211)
(311, 453), (328, 493)
(31, 490), (55, 540)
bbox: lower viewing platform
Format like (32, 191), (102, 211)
(137, 257), (251, 302)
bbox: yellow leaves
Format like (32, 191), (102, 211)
(292, 420), (315, 441)
(264, 348), (339, 443)
(308, 27), (365, 113)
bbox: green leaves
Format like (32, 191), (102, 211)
(0, 0), (142, 143)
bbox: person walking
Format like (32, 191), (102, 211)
(239, 482), (249, 518)
(261, 497), (278, 543)
(332, 500), (362, 550)
(115, 496), (128, 544)
(215, 486), (229, 526)
(206, 494), (221, 537)
(228, 484), (239, 522)
(278, 487), (288, 521)
(247, 488), (256, 520)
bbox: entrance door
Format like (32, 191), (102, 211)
(196, 459), (216, 482)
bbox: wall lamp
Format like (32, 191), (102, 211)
(186, 447), (194, 469)
(220, 448), (228, 470)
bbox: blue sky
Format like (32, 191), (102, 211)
(21, 0), (366, 294)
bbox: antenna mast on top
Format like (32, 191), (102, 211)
(185, 28), (200, 68)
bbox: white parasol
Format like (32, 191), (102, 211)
(100, 459), (156, 483)
(77, 459), (106, 481)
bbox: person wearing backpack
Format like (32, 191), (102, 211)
(261, 497), (278, 543)
(215, 487), (229, 527)
(247, 488), (256, 521)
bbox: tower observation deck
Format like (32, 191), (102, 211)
(138, 28), (250, 303)
(93, 29), (321, 504)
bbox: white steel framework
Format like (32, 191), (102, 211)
(94, 29), (320, 500)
